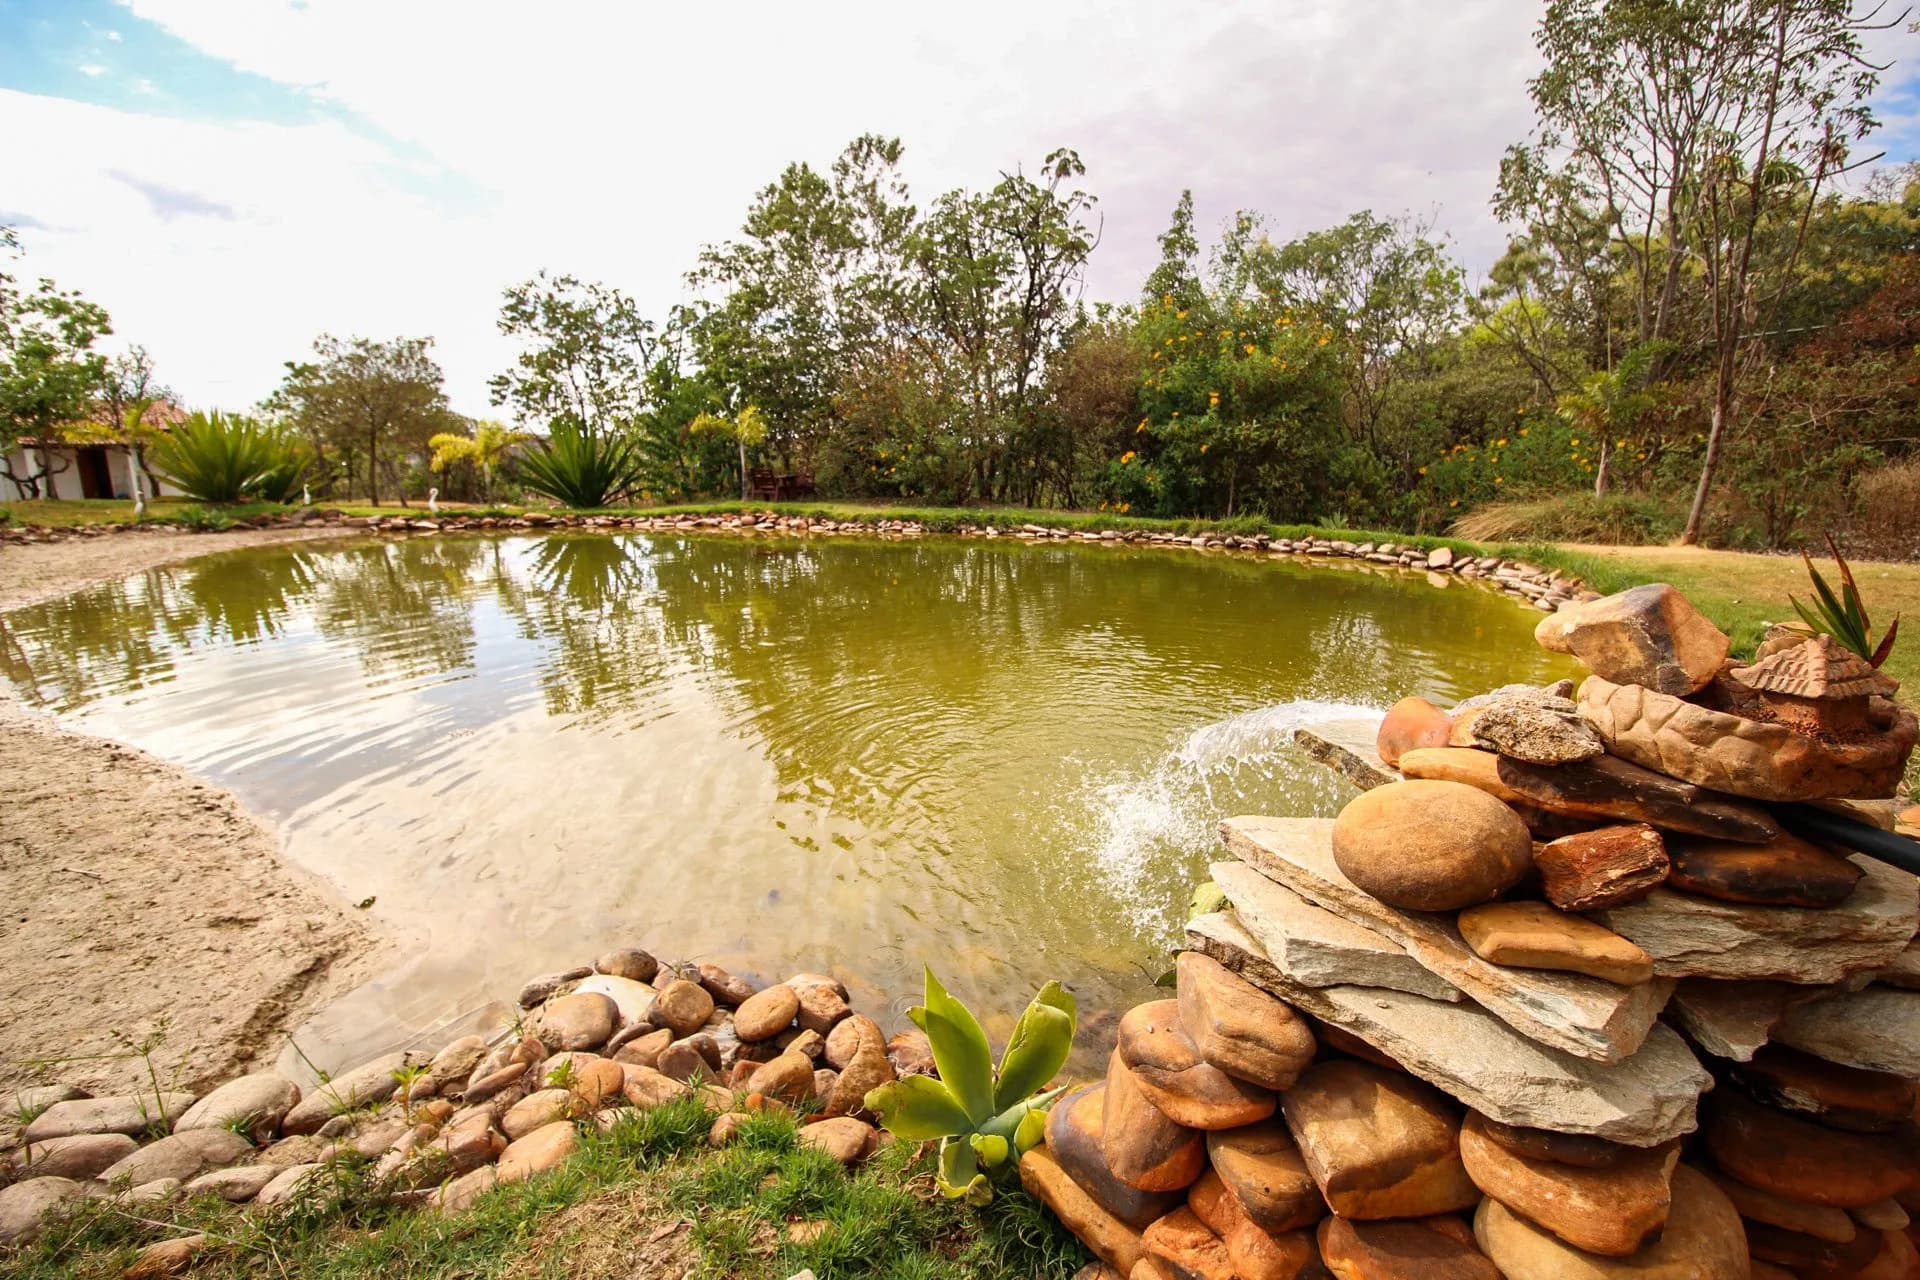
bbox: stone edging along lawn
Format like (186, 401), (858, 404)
(0, 503), (1603, 617)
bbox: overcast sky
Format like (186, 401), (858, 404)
(4, 0), (1917, 417)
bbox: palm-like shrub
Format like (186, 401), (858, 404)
(150, 411), (308, 503)
(514, 422), (646, 508)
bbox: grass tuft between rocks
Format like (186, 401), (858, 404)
(0, 1098), (1088, 1280)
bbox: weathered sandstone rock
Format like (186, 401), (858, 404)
(825, 1014), (885, 1069)
(651, 980), (715, 1038)
(1397, 746), (1779, 842)
(1318, 1215), (1500, 1280)
(413, 1036), (489, 1100)
(696, 963), (756, 1007)
(1535, 824), (1670, 912)
(1727, 1042), (1918, 1133)
(0, 1177), (84, 1244)
(6, 1133), (138, 1181)
(744, 1051), (815, 1104)
(1591, 854), (1917, 982)
(1579, 674), (1919, 802)
(1668, 832), (1864, 907)
(1141, 1207), (1234, 1280)
(99, 1129), (251, 1186)
(174, 1073), (300, 1140)
(1187, 1169), (1315, 1280)
(1295, 719), (1399, 790)
(1211, 861), (1462, 1002)
(1775, 984), (1920, 1078)
(1330, 781), (1532, 912)
(1470, 1114), (1639, 1169)
(799, 1117), (878, 1166)
(1705, 1167), (1859, 1244)
(1222, 817), (1673, 1062)
(23, 1093), (196, 1143)
(1279, 1060), (1478, 1221)
(536, 991), (619, 1052)
(254, 1163), (322, 1207)
(1458, 1111), (1676, 1256)
(1102, 1052), (1207, 1192)
(1047, 1085), (1185, 1229)
(1473, 1164), (1747, 1280)
(1174, 951), (1316, 1091)
(183, 1165), (278, 1202)
(1702, 1089), (1918, 1207)
(517, 967), (590, 1008)
(1457, 901), (1654, 986)
(593, 947), (658, 983)
(1188, 912), (1709, 1146)
(1743, 1219), (1882, 1276)
(496, 1120), (577, 1183)
(435, 1165), (497, 1214)
(282, 1053), (411, 1135)
(1534, 584), (1729, 695)
(734, 985), (801, 1041)
(1455, 693), (1605, 765)
(612, 1028), (673, 1069)
(822, 1041), (893, 1119)
(1377, 698), (1454, 767)
(1204, 1119), (1326, 1234)
(501, 1089), (577, 1141)
(1020, 1146), (1146, 1275)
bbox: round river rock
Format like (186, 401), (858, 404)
(1331, 779), (1532, 911)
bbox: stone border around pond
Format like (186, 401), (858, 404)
(0, 509), (1599, 614)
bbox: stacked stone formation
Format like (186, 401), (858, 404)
(0, 949), (929, 1245)
(1035, 582), (1915, 1279)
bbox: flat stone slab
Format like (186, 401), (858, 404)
(1187, 912), (1709, 1147)
(1211, 860), (1463, 1003)
(1220, 816), (1672, 1063)
(1589, 857), (1917, 983)
(1663, 979), (1828, 1061)
(1860, 937), (1920, 990)
(1292, 719), (1395, 791)
(1775, 985), (1920, 1077)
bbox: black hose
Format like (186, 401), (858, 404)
(1774, 804), (1920, 877)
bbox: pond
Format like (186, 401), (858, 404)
(1, 532), (1578, 1066)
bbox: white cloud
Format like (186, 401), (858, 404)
(77, 64), (108, 77)
(8, 1), (1914, 416)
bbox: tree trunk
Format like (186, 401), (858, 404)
(739, 437), (749, 502)
(1682, 371), (1734, 546)
(1593, 438), (1612, 498)
(127, 446), (146, 515)
(367, 423), (380, 506)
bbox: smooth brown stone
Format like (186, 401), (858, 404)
(1458, 901), (1655, 985)
(1851, 1229), (1919, 1280)
(732, 986), (800, 1042)
(1744, 1219), (1881, 1276)
(1705, 1167), (1859, 1244)
(1175, 951), (1316, 1091)
(1330, 780), (1533, 912)
(1279, 1060), (1478, 1221)
(1459, 1112), (1676, 1256)
(743, 1051), (814, 1104)
(1102, 1052), (1207, 1193)
(1535, 584), (1729, 695)
(1142, 1208), (1234, 1280)
(1205, 1119), (1326, 1234)
(1318, 1216), (1499, 1280)
(1702, 1089), (1918, 1208)
(1021, 1146), (1145, 1275)
(1726, 1043), (1918, 1134)
(1535, 824), (1670, 911)
(1668, 833), (1865, 907)
(1117, 1001), (1276, 1130)
(1187, 1170), (1315, 1280)
(1851, 1198), (1910, 1231)
(651, 980), (716, 1037)
(495, 1120), (577, 1183)
(1047, 1085), (1184, 1230)
(1377, 698), (1454, 767)
(1471, 1114), (1638, 1170)
(1398, 747), (1780, 844)
(611, 1028), (673, 1069)
(1474, 1164), (1747, 1280)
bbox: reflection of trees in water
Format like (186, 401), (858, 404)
(306, 539), (488, 684)
(494, 534), (672, 719)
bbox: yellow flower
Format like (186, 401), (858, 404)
(1244, 343), (1256, 355)
(1136, 419), (1148, 433)
(1495, 438), (1508, 447)
(1518, 427), (1528, 436)
(1176, 310), (1188, 320)
(1208, 391), (1220, 408)
(1570, 437), (1580, 446)
(1118, 502), (1130, 513)
(1172, 411), (1180, 417)
(1617, 438), (1628, 447)
(1495, 476), (1503, 484)
(1316, 335), (1329, 346)
(1417, 466), (1428, 475)
(1200, 443), (1209, 453)
(1120, 451), (1136, 464)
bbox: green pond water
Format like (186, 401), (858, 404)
(1, 532), (1577, 1069)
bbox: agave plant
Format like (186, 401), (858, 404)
(149, 411), (306, 504)
(1793, 534), (1899, 667)
(514, 421), (647, 508)
(864, 969), (1075, 1204)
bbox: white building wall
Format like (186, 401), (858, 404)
(0, 446), (184, 502)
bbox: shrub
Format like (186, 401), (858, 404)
(1449, 491), (1686, 545)
(149, 411), (307, 503)
(514, 423), (648, 508)
(1849, 458), (1920, 560)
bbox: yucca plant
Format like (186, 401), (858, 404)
(514, 421), (647, 508)
(149, 411), (302, 503)
(1793, 534), (1899, 667)
(864, 968), (1075, 1205)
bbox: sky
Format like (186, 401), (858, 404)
(4, 0), (1918, 418)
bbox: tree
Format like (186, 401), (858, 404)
(1502, 0), (1902, 543)
(490, 273), (658, 436)
(689, 404), (768, 499)
(427, 418), (528, 503)
(1555, 341), (1669, 495)
(0, 227), (111, 498)
(82, 346), (172, 507)
(1143, 190), (1202, 309)
(269, 335), (451, 505)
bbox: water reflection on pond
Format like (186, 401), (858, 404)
(1, 533), (1578, 1066)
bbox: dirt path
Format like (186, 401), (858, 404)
(0, 527), (389, 1108)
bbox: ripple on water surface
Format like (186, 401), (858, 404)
(0, 532), (1579, 1068)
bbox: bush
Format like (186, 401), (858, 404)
(515, 423), (648, 508)
(149, 411), (308, 503)
(1849, 458), (1920, 560)
(1449, 491), (1686, 545)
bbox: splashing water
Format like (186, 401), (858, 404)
(1071, 698), (1381, 941)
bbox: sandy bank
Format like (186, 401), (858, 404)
(0, 527), (388, 1107)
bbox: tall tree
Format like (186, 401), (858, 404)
(490, 273), (658, 435)
(270, 335), (451, 505)
(1501, 0), (1900, 543)
(0, 227), (111, 498)
(1143, 190), (1202, 309)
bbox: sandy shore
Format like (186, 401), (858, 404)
(0, 527), (389, 1105)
